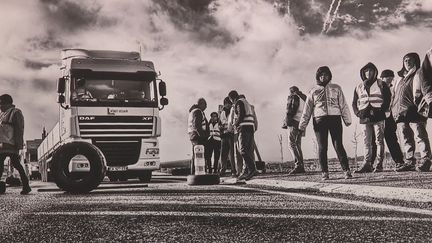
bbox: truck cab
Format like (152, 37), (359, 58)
(38, 49), (168, 187)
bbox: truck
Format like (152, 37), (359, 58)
(37, 49), (168, 193)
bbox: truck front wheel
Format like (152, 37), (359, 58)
(51, 142), (106, 193)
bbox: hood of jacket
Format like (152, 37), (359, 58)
(296, 91), (307, 101)
(398, 52), (421, 78)
(189, 104), (200, 112)
(360, 62), (379, 87)
(316, 66), (332, 86)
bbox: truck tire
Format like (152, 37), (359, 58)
(187, 174), (220, 186)
(51, 142), (106, 193)
(138, 171), (152, 183)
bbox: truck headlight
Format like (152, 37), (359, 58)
(146, 148), (159, 155)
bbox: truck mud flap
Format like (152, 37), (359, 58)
(51, 142), (106, 193)
(0, 181), (5, 194)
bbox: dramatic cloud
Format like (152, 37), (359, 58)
(1, 0), (432, 162)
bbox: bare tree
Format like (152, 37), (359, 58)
(310, 136), (319, 171)
(351, 124), (362, 169)
(278, 134), (284, 172)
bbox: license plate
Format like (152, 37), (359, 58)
(107, 166), (127, 171)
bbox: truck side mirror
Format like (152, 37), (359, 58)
(158, 81), (167, 97)
(57, 94), (65, 104)
(57, 77), (66, 93)
(160, 97), (168, 106)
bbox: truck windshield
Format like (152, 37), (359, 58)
(71, 75), (157, 107)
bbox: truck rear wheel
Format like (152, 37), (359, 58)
(138, 171), (152, 183)
(51, 142), (106, 193)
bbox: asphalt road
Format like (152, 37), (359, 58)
(1, 176), (432, 242)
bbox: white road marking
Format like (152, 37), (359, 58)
(227, 186), (432, 217)
(31, 211), (432, 222)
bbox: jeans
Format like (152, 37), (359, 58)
(397, 121), (431, 162)
(220, 133), (235, 175)
(313, 116), (350, 173)
(370, 115), (404, 164)
(363, 121), (385, 165)
(0, 153), (29, 188)
(237, 126), (256, 174)
(288, 125), (303, 167)
(205, 138), (221, 174)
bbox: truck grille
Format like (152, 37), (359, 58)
(93, 138), (141, 166)
(78, 116), (154, 138)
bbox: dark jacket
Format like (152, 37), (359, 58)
(0, 105), (24, 154)
(188, 104), (208, 141)
(283, 91), (307, 128)
(352, 62), (391, 124)
(392, 53), (427, 123)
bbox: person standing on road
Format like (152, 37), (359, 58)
(352, 63), (391, 173)
(392, 53), (432, 172)
(206, 112), (222, 174)
(219, 97), (236, 177)
(283, 86), (307, 174)
(299, 66), (352, 180)
(379, 69), (405, 170)
(229, 90), (258, 181)
(0, 94), (31, 195)
(187, 98), (209, 173)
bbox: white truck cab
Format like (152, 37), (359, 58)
(37, 49), (168, 192)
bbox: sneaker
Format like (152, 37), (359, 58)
(394, 162), (404, 171)
(289, 166), (305, 175)
(344, 171), (353, 179)
(416, 159), (431, 172)
(321, 172), (329, 181)
(20, 186), (31, 195)
(237, 173), (247, 180)
(395, 162), (416, 172)
(244, 170), (258, 181)
(354, 162), (373, 173)
(373, 164), (383, 173)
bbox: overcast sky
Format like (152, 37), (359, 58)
(1, 0), (432, 162)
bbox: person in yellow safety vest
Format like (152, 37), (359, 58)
(227, 99), (244, 177)
(229, 90), (258, 181)
(283, 86), (307, 174)
(187, 98), (209, 173)
(352, 63), (392, 173)
(0, 94), (31, 195)
(205, 112), (222, 174)
(219, 97), (236, 177)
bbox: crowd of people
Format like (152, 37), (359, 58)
(283, 50), (432, 180)
(187, 90), (259, 181)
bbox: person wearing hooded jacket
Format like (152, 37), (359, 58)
(219, 97), (236, 176)
(0, 94), (31, 195)
(187, 98), (209, 173)
(392, 53), (432, 172)
(352, 63), (391, 173)
(298, 66), (352, 180)
(283, 86), (307, 174)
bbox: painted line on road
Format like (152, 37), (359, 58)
(227, 186), (432, 217)
(31, 210), (432, 222)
